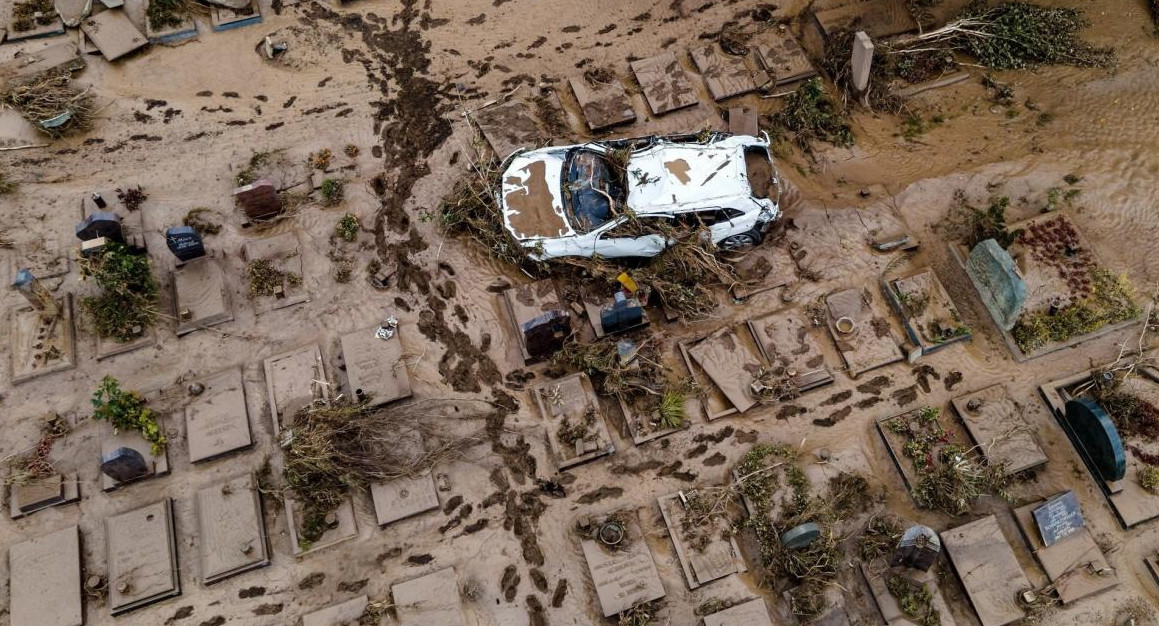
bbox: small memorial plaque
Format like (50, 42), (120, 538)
(165, 226), (205, 261)
(1033, 490), (1084, 547)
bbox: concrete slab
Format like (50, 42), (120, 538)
(106, 499), (181, 615)
(702, 598), (773, 626)
(100, 424), (170, 491)
(340, 325), (412, 407)
(532, 372), (614, 470)
(687, 326), (763, 414)
(173, 256), (233, 336)
(941, 515), (1029, 626)
(747, 309), (834, 396)
(0, 40), (83, 87)
(579, 510), (665, 617)
(301, 595), (368, 626)
(9, 295), (76, 384)
(630, 52), (699, 115)
(80, 9), (146, 61)
(8, 525), (82, 626)
(285, 495), (357, 556)
(242, 231), (309, 313)
(876, 406), (972, 503)
(728, 106), (759, 137)
(9, 472), (80, 519)
(144, 12), (197, 45)
(657, 492), (745, 589)
(678, 339), (737, 421)
(690, 44), (756, 101)
(5, 13), (65, 43)
(210, 0), (261, 32)
(825, 287), (902, 377)
(814, 0), (918, 39)
(196, 474), (269, 584)
(392, 566), (466, 625)
(950, 384), (1047, 475)
(81, 187), (147, 249)
(185, 367), (251, 463)
(472, 98), (544, 159)
(263, 343), (328, 434)
(569, 76), (635, 130)
(1013, 496), (1117, 604)
(754, 31), (816, 85)
(370, 472), (440, 527)
(8, 249), (70, 280)
(860, 563), (957, 626)
(887, 268), (971, 354)
(501, 279), (569, 364)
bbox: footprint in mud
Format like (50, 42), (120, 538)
(551, 579), (569, 607)
(297, 572), (325, 589)
(855, 396), (883, 409)
(814, 405), (853, 427)
(776, 404), (806, 419)
(945, 371), (964, 391)
(576, 486), (622, 504)
(856, 375), (892, 395)
(500, 565), (520, 602)
(702, 452), (727, 466)
(892, 385), (920, 406)
(820, 390), (853, 406)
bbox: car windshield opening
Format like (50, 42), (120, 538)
(563, 149), (623, 234)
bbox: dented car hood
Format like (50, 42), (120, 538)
(501, 151), (572, 241)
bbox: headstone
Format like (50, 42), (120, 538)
(965, 238), (1027, 332)
(1033, 491), (1085, 547)
(782, 522), (821, 549)
(851, 31), (874, 92)
(75, 211), (124, 243)
(600, 292), (643, 334)
(165, 226), (205, 261)
(100, 446), (149, 483)
(891, 524), (941, 571)
(1064, 398), (1126, 482)
(522, 310), (571, 360)
(233, 178), (282, 220)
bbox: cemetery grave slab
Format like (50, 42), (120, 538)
(242, 231), (309, 313)
(579, 509), (666, 617)
(210, 0), (262, 32)
(9, 471), (80, 519)
(532, 372), (613, 470)
(1013, 492), (1118, 604)
(173, 256), (233, 336)
(682, 326), (764, 417)
(860, 563), (957, 626)
(690, 44), (757, 101)
(501, 279), (571, 364)
(263, 343), (328, 434)
(9, 294), (76, 383)
(825, 287), (902, 377)
(747, 308), (835, 396)
(196, 474), (269, 584)
(371, 471), (440, 527)
(100, 422), (170, 491)
(185, 366), (252, 463)
(657, 491), (746, 589)
(702, 598), (774, 626)
(392, 566), (467, 625)
(285, 495), (357, 557)
(753, 31), (816, 85)
(813, 0), (918, 39)
(941, 515), (1029, 626)
(630, 52), (699, 115)
(569, 76), (636, 130)
(106, 499), (181, 615)
(8, 525), (82, 626)
(301, 595), (369, 626)
(950, 384), (1047, 475)
(80, 9), (146, 61)
(876, 406), (973, 504)
(339, 324), (412, 407)
(887, 268), (972, 354)
(0, 40), (83, 87)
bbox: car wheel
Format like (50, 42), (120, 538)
(720, 229), (762, 250)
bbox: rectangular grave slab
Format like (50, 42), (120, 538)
(196, 474), (269, 584)
(302, 595), (369, 626)
(9, 525), (82, 626)
(630, 52), (699, 115)
(0, 40), (83, 87)
(814, 0), (918, 39)
(580, 510), (665, 617)
(210, 0), (261, 32)
(748, 309), (834, 395)
(876, 407), (973, 504)
(950, 384), (1047, 475)
(242, 232), (309, 313)
(173, 257), (233, 336)
(341, 325), (412, 407)
(888, 268), (971, 354)
(690, 44), (757, 101)
(754, 32), (816, 85)
(1013, 495), (1117, 604)
(10, 295), (76, 383)
(392, 567), (466, 624)
(657, 492), (745, 589)
(473, 99), (545, 159)
(678, 339), (736, 421)
(9, 472), (80, 519)
(285, 495), (357, 557)
(569, 76), (635, 130)
(703, 598), (774, 626)
(941, 515), (1029, 626)
(107, 499), (181, 615)
(371, 472), (440, 527)
(687, 327), (764, 414)
(826, 287), (902, 377)
(860, 563), (957, 626)
(5, 14), (65, 42)
(145, 12), (197, 45)
(80, 10), (146, 61)
(100, 424), (170, 491)
(185, 367), (251, 463)
(728, 106), (759, 136)
(532, 372), (613, 469)
(264, 344), (328, 434)
(501, 279), (570, 364)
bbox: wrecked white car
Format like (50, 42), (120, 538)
(499, 133), (781, 260)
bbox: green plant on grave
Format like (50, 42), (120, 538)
(658, 390), (686, 430)
(77, 242), (159, 342)
(1140, 466), (1159, 494)
(1012, 269), (1138, 353)
(335, 213), (359, 242)
(886, 574), (941, 626)
(773, 78), (853, 150)
(146, 0), (188, 32)
(320, 178), (344, 206)
(91, 376), (166, 455)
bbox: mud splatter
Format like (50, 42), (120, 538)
(821, 390), (853, 406)
(945, 371), (963, 391)
(856, 375), (892, 395)
(577, 486), (622, 504)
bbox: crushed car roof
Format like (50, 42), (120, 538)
(625, 141), (750, 211)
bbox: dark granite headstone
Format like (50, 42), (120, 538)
(1065, 398), (1126, 482)
(891, 524), (941, 571)
(234, 179), (282, 221)
(165, 226), (205, 261)
(75, 211), (124, 243)
(521, 310), (571, 360)
(600, 292), (643, 334)
(100, 447), (149, 483)
(1033, 491), (1084, 547)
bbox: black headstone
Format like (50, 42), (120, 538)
(100, 446), (150, 483)
(600, 292), (643, 334)
(1064, 398), (1126, 482)
(1033, 491), (1084, 547)
(891, 525), (941, 571)
(521, 310), (571, 360)
(165, 226), (205, 261)
(75, 211), (124, 243)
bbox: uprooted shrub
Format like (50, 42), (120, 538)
(78, 242), (159, 342)
(773, 78), (853, 150)
(3, 72), (94, 138)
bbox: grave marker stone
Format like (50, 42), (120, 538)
(1065, 398), (1126, 481)
(1033, 491), (1084, 547)
(75, 211), (123, 243)
(100, 446), (149, 483)
(165, 226), (205, 262)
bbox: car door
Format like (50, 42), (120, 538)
(675, 208), (744, 242)
(590, 216), (673, 258)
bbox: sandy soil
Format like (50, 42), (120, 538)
(3, 0), (1159, 624)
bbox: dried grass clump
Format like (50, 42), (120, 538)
(3, 72), (94, 138)
(435, 157), (541, 268)
(773, 78), (853, 150)
(4, 413), (69, 486)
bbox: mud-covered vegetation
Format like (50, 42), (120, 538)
(78, 242), (158, 342)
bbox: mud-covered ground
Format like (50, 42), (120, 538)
(3, 0), (1159, 624)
